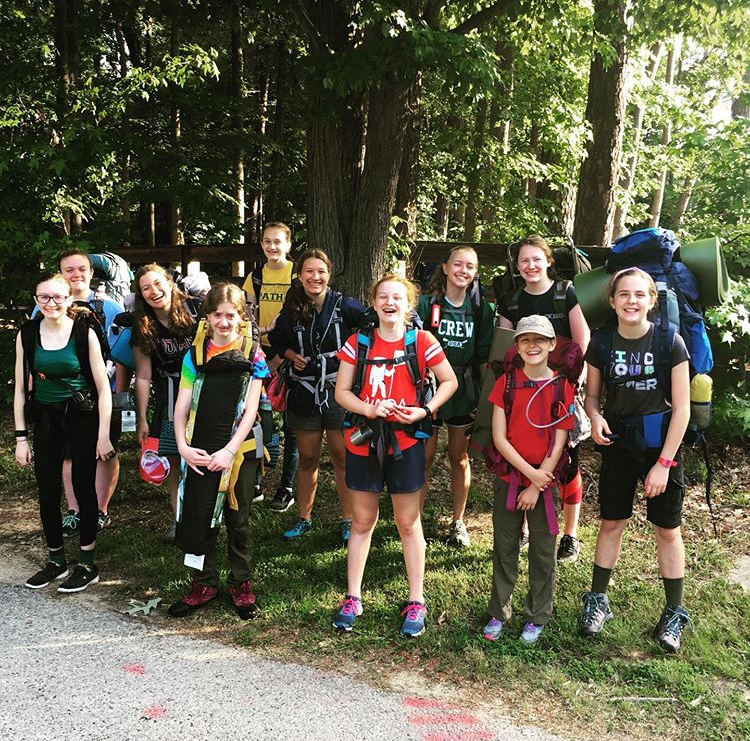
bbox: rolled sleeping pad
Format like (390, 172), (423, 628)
(574, 236), (728, 329)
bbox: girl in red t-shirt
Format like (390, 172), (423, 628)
(333, 275), (457, 637)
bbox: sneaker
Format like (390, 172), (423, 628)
(97, 510), (112, 531)
(252, 484), (264, 504)
(57, 564), (100, 593)
(168, 581), (218, 617)
(340, 519), (352, 544)
(447, 519), (470, 548)
(401, 601), (427, 637)
(519, 532), (529, 551)
(653, 605), (692, 653)
(520, 622), (544, 645)
(269, 487), (294, 512)
(482, 617), (505, 641)
(229, 579), (258, 620)
(579, 591), (613, 637)
(333, 595), (363, 631)
(283, 518), (312, 540)
(62, 510), (80, 539)
(25, 562), (69, 589)
(557, 534), (580, 563)
(162, 521), (177, 543)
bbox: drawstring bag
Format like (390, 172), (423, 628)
(266, 362), (289, 412)
(158, 374), (180, 457)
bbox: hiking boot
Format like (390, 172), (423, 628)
(653, 605), (692, 653)
(557, 534), (580, 564)
(482, 617), (505, 641)
(162, 521), (177, 543)
(229, 580), (258, 620)
(25, 562), (69, 589)
(168, 581), (218, 617)
(283, 518), (312, 540)
(269, 487), (294, 512)
(57, 564), (99, 593)
(252, 484), (264, 504)
(401, 601), (427, 637)
(340, 519), (352, 544)
(62, 510), (80, 539)
(333, 595), (363, 632)
(579, 591), (613, 637)
(520, 623), (544, 645)
(519, 532), (529, 551)
(97, 510), (112, 532)
(447, 519), (470, 548)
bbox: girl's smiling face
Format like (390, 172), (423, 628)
(208, 301), (242, 342)
(443, 249), (477, 292)
(261, 227), (292, 263)
(35, 278), (72, 319)
(138, 271), (173, 312)
(517, 244), (551, 286)
(299, 258), (330, 299)
(516, 333), (555, 366)
(609, 274), (656, 327)
(374, 280), (408, 327)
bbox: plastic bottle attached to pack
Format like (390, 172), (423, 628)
(690, 374), (712, 430)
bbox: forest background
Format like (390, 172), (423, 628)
(1, 0), (750, 431)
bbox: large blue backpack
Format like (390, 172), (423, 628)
(606, 228), (713, 375)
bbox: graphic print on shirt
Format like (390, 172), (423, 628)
(608, 347), (658, 392)
(437, 305), (474, 350)
(365, 351), (403, 402)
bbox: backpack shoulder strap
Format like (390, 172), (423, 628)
(20, 319), (42, 397)
(652, 324), (675, 401)
(591, 325), (614, 391)
(351, 328), (372, 397)
(73, 313), (94, 384)
(553, 280), (570, 318)
(404, 327), (423, 396)
(506, 285), (524, 323)
(251, 264), (263, 300)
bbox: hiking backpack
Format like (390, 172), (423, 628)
(89, 251), (133, 306)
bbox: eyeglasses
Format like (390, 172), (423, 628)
(35, 294), (70, 305)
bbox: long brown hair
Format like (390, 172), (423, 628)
(426, 246), (478, 297)
(283, 249), (333, 323)
(202, 282), (249, 338)
(131, 264), (195, 355)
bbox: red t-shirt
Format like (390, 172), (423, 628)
(338, 329), (446, 456)
(488, 370), (575, 483)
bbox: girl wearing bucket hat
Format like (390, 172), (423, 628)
(497, 235), (590, 564)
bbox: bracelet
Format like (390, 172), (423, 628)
(658, 456), (678, 469)
(15, 429), (28, 438)
(590, 412), (602, 422)
(224, 447), (237, 457)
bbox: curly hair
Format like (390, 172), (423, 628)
(131, 264), (196, 356)
(426, 245), (479, 297)
(282, 249), (333, 323)
(369, 275), (418, 319)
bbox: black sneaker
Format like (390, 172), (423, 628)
(97, 510), (112, 531)
(557, 534), (580, 563)
(62, 510), (80, 539)
(579, 591), (613, 637)
(252, 485), (264, 504)
(57, 564), (100, 593)
(25, 562), (69, 589)
(268, 487), (294, 512)
(654, 605), (692, 653)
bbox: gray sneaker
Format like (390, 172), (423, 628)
(654, 605), (691, 653)
(579, 591), (613, 637)
(447, 519), (470, 547)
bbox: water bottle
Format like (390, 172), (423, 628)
(690, 374), (712, 430)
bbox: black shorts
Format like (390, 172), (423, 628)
(597, 444), (684, 528)
(432, 414), (474, 428)
(345, 442), (425, 495)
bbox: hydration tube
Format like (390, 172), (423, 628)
(525, 376), (574, 430)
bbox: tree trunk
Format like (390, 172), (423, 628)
(143, 15), (155, 247)
(463, 98), (488, 241)
(434, 195), (450, 240)
(248, 60), (269, 243)
(648, 38), (680, 228)
(573, 0), (629, 247)
(169, 23), (183, 245)
(613, 42), (663, 239)
(267, 41), (286, 220)
(115, 21), (131, 235)
(731, 66), (750, 118)
(231, 0), (245, 276)
(671, 175), (695, 231)
(394, 74), (420, 244)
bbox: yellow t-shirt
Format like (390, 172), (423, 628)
(242, 262), (295, 347)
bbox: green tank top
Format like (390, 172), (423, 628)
(34, 332), (89, 404)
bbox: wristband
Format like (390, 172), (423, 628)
(421, 402), (432, 418)
(590, 412), (602, 423)
(224, 447), (237, 457)
(15, 430), (28, 438)
(657, 456), (678, 469)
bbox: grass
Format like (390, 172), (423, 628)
(2, 417), (750, 740)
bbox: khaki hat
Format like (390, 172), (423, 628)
(513, 314), (556, 340)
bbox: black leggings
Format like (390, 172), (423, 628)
(33, 402), (99, 550)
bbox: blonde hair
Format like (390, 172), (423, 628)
(607, 267), (658, 304)
(426, 246), (479, 297)
(370, 275), (418, 317)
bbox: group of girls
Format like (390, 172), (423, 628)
(14, 233), (691, 651)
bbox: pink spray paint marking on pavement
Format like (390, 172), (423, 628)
(404, 696), (453, 710)
(121, 663), (146, 675)
(408, 714), (480, 726)
(403, 696), (496, 741)
(422, 732), (496, 741)
(141, 706), (167, 720)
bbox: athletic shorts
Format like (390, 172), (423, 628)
(345, 442), (425, 495)
(432, 414), (474, 428)
(286, 402), (346, 432)
(597, 443), (684, 528)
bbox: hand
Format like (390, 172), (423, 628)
(207, 447), (235, 472)
(370, 398), (398, 419)
(266, 314), (278, 333)
(391, 405), (427, 424)
(136, 420), (150, 444)
(15, 440), (31, 467)
(526, 467), (554, 491)
(517, 486), (540, 511)
(291, 353), (308, 371)
(644, 462), (670, 498)
(591, 413), (612, 446)
(180, 446), (212, 476)
(97, 437), (116, 461)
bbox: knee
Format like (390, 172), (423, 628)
(394, 513), (421, 539)
(599, 518), (628, 537)
(329, 449), (346, 473)
(352, 512), (378, 534)
(654, 525), (682, 544)
(298, 452), (319, 471)
(448, 449), (469, 470)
